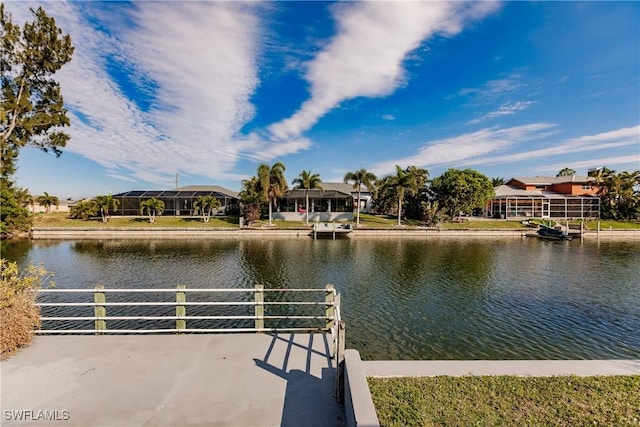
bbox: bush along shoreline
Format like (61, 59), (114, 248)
(0, 260), (54, 360)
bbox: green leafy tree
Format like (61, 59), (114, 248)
(1, 4), (74, 179)
(292, 170), (323, 224)
(431, 168), (494, 218)
(35, 192), (58, 213)
(193, 195), (220, 223)
(556, 168), (576, 177)
(258, 162), (287, 226)
(387, 165), (429, 226)
(344, 168), (377, 227)
(0, 183), (31, 235)
(68, 199), (96, 220)
(139, 198), (165, 224)
(94, 195), (119, 223)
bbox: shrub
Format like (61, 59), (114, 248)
(1, 260), (54, 360)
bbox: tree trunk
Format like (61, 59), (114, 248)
(268, 199), (273, 225)
(397, 196), (402, 226)
(305, 192), (309, 225)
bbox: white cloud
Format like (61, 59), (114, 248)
(468, 101), (535, 124)
(466, 125), (640, 167)
(268, 1), (500, 141)
(370, 123), (558, 176)
(458, 74), (527, 101)
(537, 155), (640, 174)
(7, 1), (311, 186)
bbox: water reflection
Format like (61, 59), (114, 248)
(4, 238), (639, 360)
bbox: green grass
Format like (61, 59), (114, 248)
(368, 376), (640, 427)
(33, 212), (240, 228)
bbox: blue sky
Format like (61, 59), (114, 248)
(8, 1), (640, 199)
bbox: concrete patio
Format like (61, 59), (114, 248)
(1, 334), (344, 427)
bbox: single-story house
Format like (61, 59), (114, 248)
(112, 185), (239, 216)
(488, 175), (601, 219)
(273, 183), (373, 222)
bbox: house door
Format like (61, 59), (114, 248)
(542, 201), (550, 218)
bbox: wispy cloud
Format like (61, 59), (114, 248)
(465, 125), (640, 167)
(457, 74), (527, 102)
(370, 123), (558, 176)
(468, 101), (535, 124)
(267, 1), (500, 141)
(538, 155), (640, 174)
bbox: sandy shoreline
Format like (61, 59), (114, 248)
(30, 226), (640, 240)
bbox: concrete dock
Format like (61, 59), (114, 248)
(1, 334), (343, 427)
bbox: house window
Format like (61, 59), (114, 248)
(582, 184), (591, 190)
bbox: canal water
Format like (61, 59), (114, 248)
(3, 237), (639, 360)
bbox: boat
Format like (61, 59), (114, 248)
(311, 222), (353, 239)
(526, 224), (572, 241)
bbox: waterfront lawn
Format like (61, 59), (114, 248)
(32, 212), (240, 228)
(368, 376), (640, 427)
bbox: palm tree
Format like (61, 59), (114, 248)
(388, 165), (429, 226)
(491, 177), (506, 187)
(95, 195), (119, 223)
(140, 198), (165, 223)
(193, 195), (221, 223)
(258, 162), (287, 225)
(344, 168), (377, 227)
(69, 199), (97, 220)
(36, 192), (59, 213)
(292, 170), (323, 224)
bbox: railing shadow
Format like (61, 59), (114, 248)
(253, 333), (343, 427)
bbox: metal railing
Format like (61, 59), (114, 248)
(36, 285), (339, 334)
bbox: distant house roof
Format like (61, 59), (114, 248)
(321, 182), (368, 194)
(510, 175), (594, 185)
(113, 185), (238, 199)
(494, 184), (598, 199)
(283, 182), (370, 197)
(175, 185), (238, 198)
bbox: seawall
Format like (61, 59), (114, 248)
(30, 227), (640, 240)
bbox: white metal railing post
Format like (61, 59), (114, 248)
(255, 285), (264, 331)
(176, 285), (186, 332)
(325, 284), (335, 330)
(94, 285), (106, 333)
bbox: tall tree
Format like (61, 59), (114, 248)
(491, 177), (506, 187)
(557, 168), (576, 177)
(292, 170), (323, 225)
(1, 4), (75, 179)
(344, 168), (377, 227)
(193, 195), (220, 223)
(258, 162), (287, 226)
(94, 195), (119, 223)
(139, 198), (165, 224)
(431, 169), (494, 218)
(35, 191), (59, 213)
(388, 165), (429, 226)
(238, 176), (263, 226)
